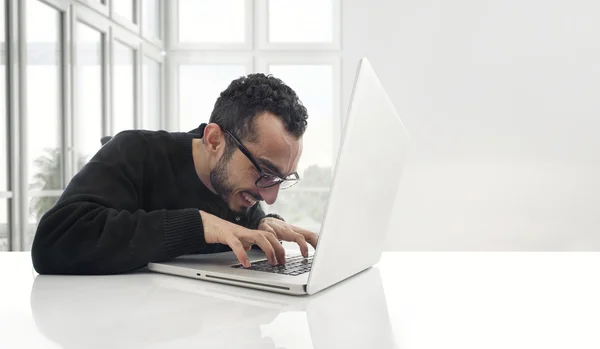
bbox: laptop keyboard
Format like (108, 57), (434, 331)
(232, 255), (313, 276)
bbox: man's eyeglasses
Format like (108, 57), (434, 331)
(221, 127), (300, 189)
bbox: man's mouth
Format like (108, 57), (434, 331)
(241, 191), (259, 206)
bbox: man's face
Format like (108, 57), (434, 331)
(210, 112), (303, 214)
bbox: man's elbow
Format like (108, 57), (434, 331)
(30, 213), (82, 275)
(31, 225), (63, 275)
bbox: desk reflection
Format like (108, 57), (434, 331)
(30, 267), (397, 349)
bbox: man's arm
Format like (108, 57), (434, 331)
(246, 203), (285, 230)
(31, 131), (206, 275)
(246, 203), (267, 229)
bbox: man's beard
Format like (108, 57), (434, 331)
(209, 155), (248, 215)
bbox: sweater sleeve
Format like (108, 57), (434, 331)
(246, 203), (268, 230)
(31, 131), (206, 275)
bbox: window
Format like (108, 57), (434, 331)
(178, 0), (247, 44)
(259, 62), (337, 230)
(268, 64), (334, 172)
(112, 41), (135, 134)
(3, 0), (162, 251)
(26, 0), (63, 191)
(75, 21), (104, 166)
(178, 64), (246, 131)
(172, 0), (342, 233)
(114, 0), (135, 23)
(26, 0), (64, 251)
(258, 0), (341, 50)
(142, 56), (161, 130)
(142, 0), (161, 40)
(268, 0), (333, 43)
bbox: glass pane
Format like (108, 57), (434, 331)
(142, 0), (161, 39)
(179, 0), (245, 43)
(269, 65), (334, 174)
(1, 0), (7, 191)
(142, 57), (161, 130)
(0, 198), (7, 251)
(178, 64), (246, 131)
(27, 195), (59, 250)
(266, 187), (330, 232)
(113, 41), (135, 135)
(268, 0), (333, 43)
(76, 22), (103, 167)
(114, 0), (134, 23)
(27, 0), (63, 191)
(265, 65), (334, 230)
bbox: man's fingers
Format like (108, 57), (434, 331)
(290, 226), (319, 249)
(262, 225), (278, 238)
(274, 225), (309, 257)
(227, 236), (250, 268)
(263, 231), (286, 265)
(291, 231), (309, 258)
(264, 221), (313, 257)
(255, 226), (285, 264)
(245, 231), (277, 265)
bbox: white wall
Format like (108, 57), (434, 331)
(343, 0), (600, 250)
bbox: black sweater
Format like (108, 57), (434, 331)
(31, 130), (267, 275)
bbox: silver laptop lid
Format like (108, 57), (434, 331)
(306, 58), (410, 294)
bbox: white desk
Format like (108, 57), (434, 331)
(1, 252), (599, 349)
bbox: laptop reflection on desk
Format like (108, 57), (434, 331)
(30, 267), (398, 349)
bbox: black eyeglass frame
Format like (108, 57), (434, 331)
(220, 127), (300, 189)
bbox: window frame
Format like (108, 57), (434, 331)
(19, 0), (71, 250)
(25, 0), (71, 191)
(3, 0), (164, 251)
(140, 0), (163, 47)
(71, 3), (110, 177)
(6, 0), (21, 251)
(141, 42), (165, 130)
(110, 25), (142, 133)
(74, 0), (109, 18)
(109, 0), (140, 35)
(1, 0), (11, 198)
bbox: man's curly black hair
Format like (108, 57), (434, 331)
(208, 73), (308, 155)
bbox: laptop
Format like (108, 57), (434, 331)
(148, 57), (410, 295)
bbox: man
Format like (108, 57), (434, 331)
(31, 73), (318, 275)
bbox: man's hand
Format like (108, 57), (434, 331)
(200, 211), (285, 268)
(257, 217), (319, 258)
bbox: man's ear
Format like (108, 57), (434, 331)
(202, 123), (224, 154)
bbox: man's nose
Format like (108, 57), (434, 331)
(258, 184), (280, 205)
